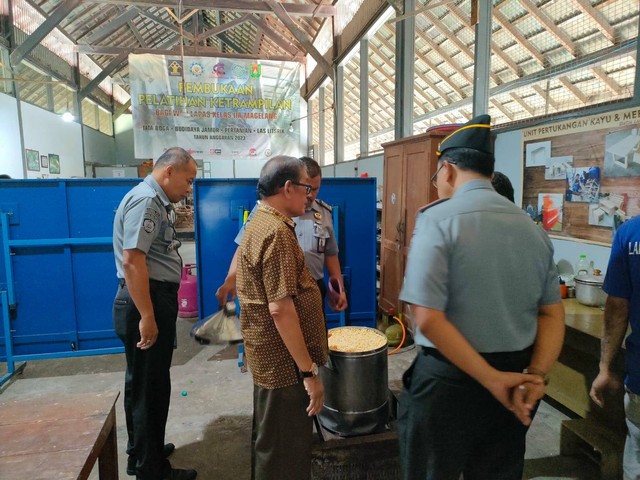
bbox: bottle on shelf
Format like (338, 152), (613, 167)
(575, 254), (592, 276)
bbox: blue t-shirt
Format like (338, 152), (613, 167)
(602, 216), (640, 393)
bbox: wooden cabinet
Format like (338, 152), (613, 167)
(379, 128), (457, 319)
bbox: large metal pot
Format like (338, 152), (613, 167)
(574, 273), (607, 307)
(318, 327), (389, 436)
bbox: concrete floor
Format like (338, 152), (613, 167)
(0, 241), (601, 479)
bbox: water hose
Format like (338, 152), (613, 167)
(387, 315), (406, 355)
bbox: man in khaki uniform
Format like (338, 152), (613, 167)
(236, 155), (327, 480)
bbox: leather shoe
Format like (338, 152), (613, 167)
(161, 467), (197, 480)
(127, 443), (176, 475)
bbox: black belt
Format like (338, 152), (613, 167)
(422, 345), (533, 364)
(118, 278), (180, 291)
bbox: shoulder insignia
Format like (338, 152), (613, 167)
(418, 198), (449, 214)
(316, 198), (333, 213)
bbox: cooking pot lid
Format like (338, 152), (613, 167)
(574, 273), (604, 286)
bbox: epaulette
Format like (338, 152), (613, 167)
(316, 198), (333, 213)
(417, 198), (449, 214)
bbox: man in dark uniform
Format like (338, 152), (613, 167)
(398, 115), (565, 480)
(113, 147), (198, 480)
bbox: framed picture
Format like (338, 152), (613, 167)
(40, 155), (49, 168)
(26, 149), (40, 171)
(49, 154), (60, 174)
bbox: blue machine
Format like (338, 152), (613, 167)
(0, 179), (138, 385)
(193, 178), (377, 329)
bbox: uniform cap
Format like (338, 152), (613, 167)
(437, 114), (492, 157)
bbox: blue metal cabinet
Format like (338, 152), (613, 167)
(0, 179), (136, 381)
(193, 178), (377, 329)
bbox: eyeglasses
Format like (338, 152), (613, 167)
(291, 181), (313, 195)
(431, 163), (445, 188)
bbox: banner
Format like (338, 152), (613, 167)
(129, 54), (303, 161)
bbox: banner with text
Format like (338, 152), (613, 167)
(129, 54), (302, 161)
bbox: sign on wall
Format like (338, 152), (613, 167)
(129, 54), (303, 162)
(522, 105), (640, 244)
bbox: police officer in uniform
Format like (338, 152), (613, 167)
(216, 157), (348, 312)
(113, 147), (198, 480)
(398, 116), (565, 480)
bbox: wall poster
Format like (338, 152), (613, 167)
(522, 106), (640, 244)
(129, 54), (303, 163)
(26, 149), (39, 171)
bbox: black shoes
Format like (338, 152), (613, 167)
(134, 468), (197, 480)
(161, 468), (197, 480)
(127, 443), (177, 475)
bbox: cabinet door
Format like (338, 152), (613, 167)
(379, 144), (405, 313)
(403, 140), (435, 254)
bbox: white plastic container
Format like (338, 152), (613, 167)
(575, 254), (592, 276)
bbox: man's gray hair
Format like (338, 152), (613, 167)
(257, 156), (305, 199)
(154, 147), (195, 170)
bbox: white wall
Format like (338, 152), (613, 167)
(494, 130), (523, 207)
(114, 114), (137, 165)
(0, 93), (24, 178)
(21, 102), (84, 178)
(83, 125), (116, 166)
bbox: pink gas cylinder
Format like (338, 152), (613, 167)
(178, 264), (199, 318)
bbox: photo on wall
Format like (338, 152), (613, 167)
(545, 156), (573, 180)
(588, 191), (628, 229)
(40, 155), (49, 168)
(538, 193), (563, 232)
(26, 149), (40, 172)
(565, 166), (600, 203)
(48, 154), (60, 174)
(604, 128), (640, 177)
(525, 141), (551, 167)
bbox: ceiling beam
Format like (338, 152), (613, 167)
(79, 7), (139, 45)
(509, 91), (536, 116)
(492, 8), (545, 67)
(82, 0), (335, 17)
(252, 25), (263, 54)
(532, 84), (559, 111)
(591, 66), (622, 95)
(558, 76), (588, 103)
(78, 52), (128, 100)
(248, 14), (300, 57)
(447, 4), (520, 78)
(10, 0), (82, 67)
(76, 44), (304, 62)
(490, 98), (515, 121)
(135, 8), (195, 41)
(195, 13), (250, 43)
(266, 0), (333, 80)
(129, 20), (148, 47)
(413, 30), (469, 96)
(574, 0), (615, 44)
(114, 98), (132, 119)
(520, 0), (576, 56)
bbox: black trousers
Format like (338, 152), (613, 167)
(113, 280), (179, 479)
(398, 346), (536, 480)
(251, 382), (313, 480)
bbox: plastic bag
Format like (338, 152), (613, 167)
(190, 302), (242, 345)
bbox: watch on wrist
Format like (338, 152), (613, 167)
(301, 362), (319, 378)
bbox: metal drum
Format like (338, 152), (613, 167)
(318, 326), (389, 436)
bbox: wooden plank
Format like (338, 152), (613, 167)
(0, 392), (119, 480)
